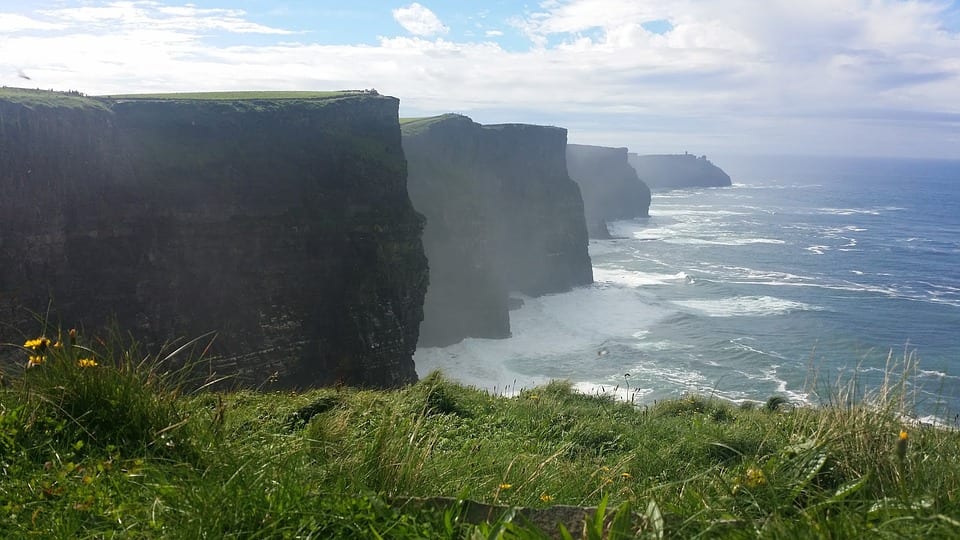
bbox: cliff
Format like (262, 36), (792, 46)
(402, 115), (592, 347)
(482, 123), (593, 296)
(0, 88), (427, 389)
(566, 144), (651, 238)
(402, 115), (509, 347)
(627, 153), (732, 190)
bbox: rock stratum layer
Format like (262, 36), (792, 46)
(627, 153), (732, 190)
(403, 115), (592, 347)
(0, 89), (427, 388)
(566, 144), (651, 238)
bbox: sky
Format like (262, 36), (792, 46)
(1, 1), (959, 159)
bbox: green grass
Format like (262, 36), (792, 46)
(400, 114), (468, 135)
(0, 87), (109, 110)
(97, 90), (361, 101)
(2, 329), (959, 538)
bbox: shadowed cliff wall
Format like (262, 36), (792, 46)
(627, 153), (732, 190)
(566, 144), (651, 238)
(402, 115), (508, 347)
(0, 89), (427, 388)
(483, 123), (593, 296)
(403, 115), (592, 347)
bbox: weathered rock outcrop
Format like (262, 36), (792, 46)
(0, 88), (427, 388)
(627, 152), (732, 190)
(566, 144), (651, 238)
(402, 115), (592, 347)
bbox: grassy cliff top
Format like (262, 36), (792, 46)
(400, 113), (472, 135)
(98, 90), (364, 101)
(0, 87), (110, 110)
(2, 326), (957, 538)
(483, 122), (564, 132)
(0, 88), (387, 111)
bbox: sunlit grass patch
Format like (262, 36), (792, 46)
(98, 90), (357, 101)
(1, 333), (959, 538)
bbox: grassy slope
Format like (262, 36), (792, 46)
(97, 90), (356, 100)
(0, 87), (109, 110)
(400, 114), (468, 135)
(0, 88), (376, 112)
(1, 333), (959, 538)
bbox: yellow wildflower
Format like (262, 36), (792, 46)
(745, 467), (766, 488)
(498, 483), (512, 490)
(896, 430), (908, 461)
(539, 493), (553, 503)
(24, 337), (51, 351)
(77, 358), (98, 368)
(620, 472), (632, 479)
(27, 355), (44, 368)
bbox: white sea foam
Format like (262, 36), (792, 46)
(593, 267), (691, 287)
(914, 415), (954, 429)
(673, 296), (822, 317)
(606, 220), (678, 240)
(806, 245), (829, 255)
(700, 265), (811, 283)
(814, 207), (881, 216)
(917, 369), (959, 379)
(729, 338), (789, 360)
(839, 237), (859, 249)
(652, 207), (750, 218)
(622, 360), (708, 389)
(572, 382), (653, 403)
(813, 206), (905, 216)
(631, 340), (688, 352)
(664, 237), (786, 246)
(415, 283), (671, 394)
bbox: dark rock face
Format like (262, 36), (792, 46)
(484, 124), (593, 296)
(627, 153), (732, 190)
(402, 115), (509, 347)
(566, 144), (651, 238)
(0, 90), (427, 389)
(403, 115), (592, 347)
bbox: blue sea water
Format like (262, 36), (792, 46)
(415, 155), (960, 423)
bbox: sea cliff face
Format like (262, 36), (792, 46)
(627, 153), (732, 190)
(566, 144), (651, 238)
(0, 89), (427, 388)
(402, 115), (509, 347)
(403, 115), (592, 347)
(483, 124), (593, 296)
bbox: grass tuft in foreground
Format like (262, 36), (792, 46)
(1, 329), (959, 538)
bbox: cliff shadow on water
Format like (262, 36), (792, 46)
(402, 114), (592, 347)
(0, 88), (427, 389)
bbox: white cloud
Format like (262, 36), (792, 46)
(37, 2), (293, 34)
(392, 3), (449, 37)
(0, 13), (66, 32)
(1, 0), (958, 158)
(485, 30), (504, 37)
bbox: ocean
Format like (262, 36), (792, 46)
(414, 155), (960, 424)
